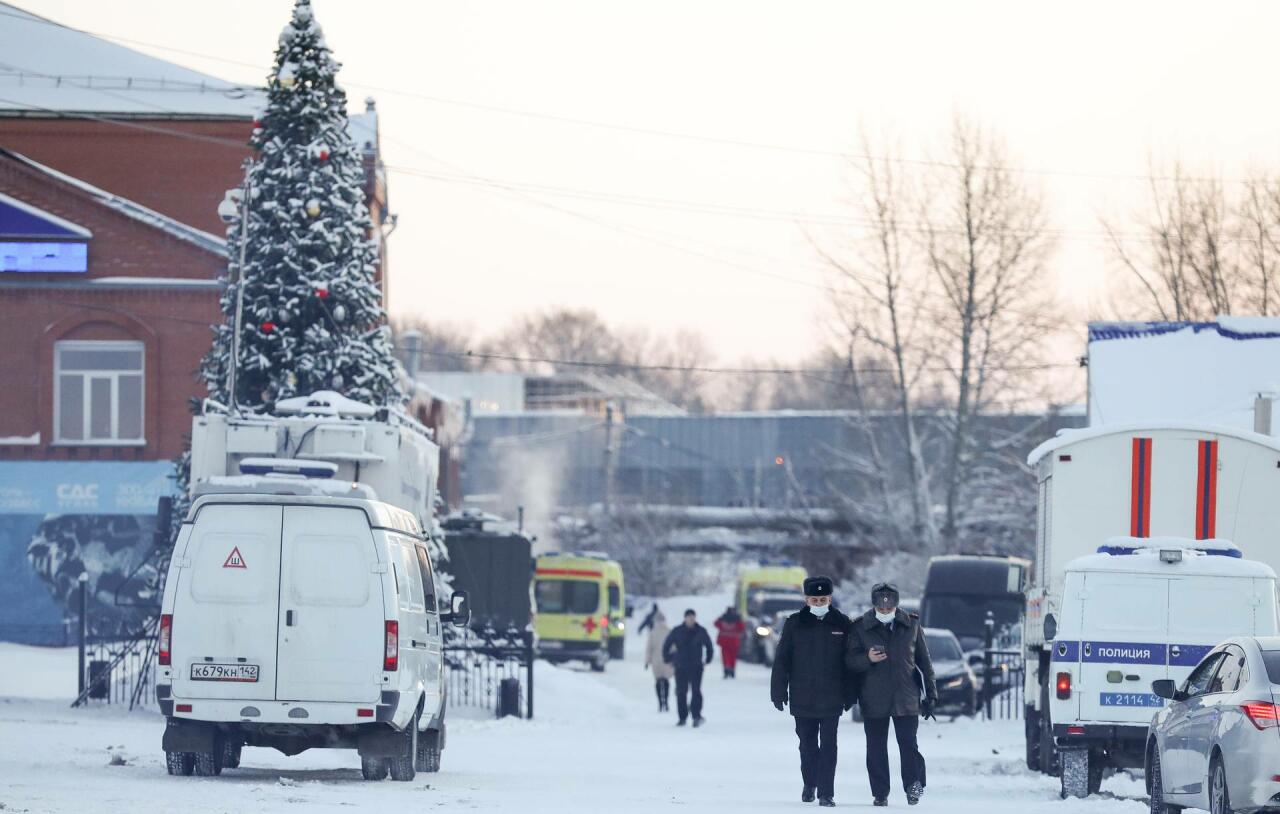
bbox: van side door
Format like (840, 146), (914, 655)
(414, 543), (444, 716)
(390, 538), (430, 691)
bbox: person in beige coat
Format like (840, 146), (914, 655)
(644, 609), (675, 712)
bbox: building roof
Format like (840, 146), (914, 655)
(0, 148), (226, 255)
(1087, 318), (1280, 429)
(0, 2), (265, 118)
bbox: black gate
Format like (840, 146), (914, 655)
(443, 626), (535, 719)
(981, 619), (1025, 720)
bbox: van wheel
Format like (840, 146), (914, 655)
(416, 728), (442, 773)
(590, 656), (606, 673)
(220, 740), (241, 770)
(1025, 706), (1041, 770)
(165, 751), (194, 776)
(388, 713), (418, 781)
(361, 757), (388, 781)
(192, 750), (222, 777)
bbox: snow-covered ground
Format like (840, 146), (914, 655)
(0, 595), (1149, 812)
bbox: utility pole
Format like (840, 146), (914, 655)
(602, 403), (616, 515)
(218, 159), (254, 416)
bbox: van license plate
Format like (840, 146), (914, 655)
(190, 663), (259, 682)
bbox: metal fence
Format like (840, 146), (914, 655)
(443, 626), (534, 719)
(72, 619), (158, 711)
(980, 621), (1025, 721)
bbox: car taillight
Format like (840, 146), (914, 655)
(1242, 701), (1280, 730)
(1056, 672), (1071, 700)
(158, 614), (173, 666)
(383, 620), (399, 671)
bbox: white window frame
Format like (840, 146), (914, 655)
(53, 340), (145, 446)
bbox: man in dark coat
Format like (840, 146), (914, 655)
(846, 582), (936, 807)
(662, 608), (715, 727)
(771, 576), (857, 807)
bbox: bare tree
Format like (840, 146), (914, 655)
(922, 118), (1057, 549)
(389, 317), (479, 371)
(814, 136), (938, 549)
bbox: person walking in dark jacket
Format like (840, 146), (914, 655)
(662, 609), (714, 727)
(770, 576), (857, 807)
(846, 582), (937, 807)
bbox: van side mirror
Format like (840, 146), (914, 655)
(1043, 614), (1057, 642)
(446, 590), (471, 628)
(1151, 679), (1184, 701)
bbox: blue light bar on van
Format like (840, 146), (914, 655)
(238, 457), (339, 479)
(1096, 544), (1242, 558)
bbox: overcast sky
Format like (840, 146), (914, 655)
(16, 0), (1280, 370)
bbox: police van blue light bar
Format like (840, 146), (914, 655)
(1096, 543), (1242, 558)
(238, 457), (339, 479)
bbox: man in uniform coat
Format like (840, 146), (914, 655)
(662, 608), (715, 727)
(770, 576), (858, 807)
(846, 582), (936, 807)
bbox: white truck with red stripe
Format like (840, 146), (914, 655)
(1023, 423), (1280, 779)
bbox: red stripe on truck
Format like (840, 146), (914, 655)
(1130, 437), (1152, 537)
(1196, 440), (1218, 539)
(536, 568), (604, 578)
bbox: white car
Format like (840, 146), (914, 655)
(1147, 636), (1280, 814)
(156, 494), (469, 781)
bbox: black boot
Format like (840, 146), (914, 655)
(907, 781), (924, 805)
(801, 787), (816, 803)
(818, 798), (835, 807)
(873, 799), (887, 807)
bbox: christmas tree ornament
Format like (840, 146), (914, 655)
(277, 62), (297, 89)
(319, 148), (329, 161)
(306, 198), (321, 216)
(260, 321), (276, 334)
(315, 285), (329, 299)
(332, 304), (346, 322)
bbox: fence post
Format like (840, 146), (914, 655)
(524, 630), (534, 720)
(982, 611), (994, 720)
(77, 573), (88, 697)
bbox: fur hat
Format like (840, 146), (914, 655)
(803, 576), (834, 596)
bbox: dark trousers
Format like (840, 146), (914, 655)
(655, 677), (670, 709)
(864, 715), (923, 799)
(674, 667), (704, 721)
(795, 716), (839, 799)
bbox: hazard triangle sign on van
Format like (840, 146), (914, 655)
(222, 546), (247, 569)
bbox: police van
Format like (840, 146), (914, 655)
(156, 493), (470, 781)
(1046, 539), (1278, 798)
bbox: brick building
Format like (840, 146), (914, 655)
(0, 3), (425, 644)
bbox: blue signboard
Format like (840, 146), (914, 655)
(0, 461), (174, 515)
(0, 241), (88, 272)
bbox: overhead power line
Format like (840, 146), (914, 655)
(0, 7), (1262, 186)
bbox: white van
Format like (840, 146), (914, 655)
(155, 494), (469, 781)
(1046, 539), (1278, 798)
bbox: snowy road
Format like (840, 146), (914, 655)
(1, 598), (1151, 813)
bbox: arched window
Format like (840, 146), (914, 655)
(54, 340), (145, 443)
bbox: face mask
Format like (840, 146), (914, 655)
(875, 610), (896, 624)
(810, 604), (830, 618)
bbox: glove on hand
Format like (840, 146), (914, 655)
(773, 700), (786, 712)
(920, 698), (937, 720)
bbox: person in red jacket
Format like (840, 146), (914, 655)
(714, 606), (747, 678)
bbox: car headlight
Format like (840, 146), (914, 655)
(756, 626), (771, 637)
(942, 676), (965, 690)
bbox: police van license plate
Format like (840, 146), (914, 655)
(190, 663), (259, 682)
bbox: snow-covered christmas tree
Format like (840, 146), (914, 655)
(200, 0), (402, 411)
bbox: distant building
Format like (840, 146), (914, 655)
(418, 370), (683, 417)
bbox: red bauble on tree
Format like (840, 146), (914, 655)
(260, 321), (276, 333)
(315, 285), (329, 299)
(318, 148), (329, 161)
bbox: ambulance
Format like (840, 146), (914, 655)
(735, 563), (807, 664)
(533, 553), (625, 671)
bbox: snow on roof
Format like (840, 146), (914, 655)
(1087, 319), (1280, 430)
(274, 390), (377, 418)
(0, 2), (264, 118)
(1066, 544), (1276, 579)
(348, 104), (378, 154)
(0, 149), (226, 254)
(1027, 420), (1280, 465)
